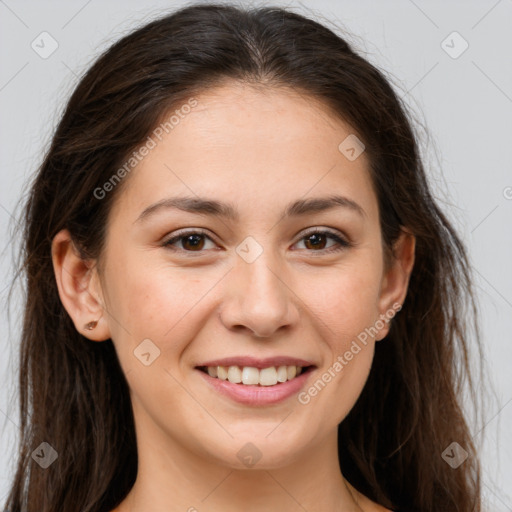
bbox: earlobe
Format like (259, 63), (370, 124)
(51, 229), (110, 341)
(375, 228), (416, 341)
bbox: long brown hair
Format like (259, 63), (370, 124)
(3, 3), (483, 511)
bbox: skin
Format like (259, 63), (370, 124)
(52, 81), (415, 512)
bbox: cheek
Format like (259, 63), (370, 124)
(303, 259), (383, 342)
(296, 259), (382, 414)
(299, 273), (378, 425)
(107, 252), (221, 362)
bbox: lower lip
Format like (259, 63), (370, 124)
(195, 368), (315, 406)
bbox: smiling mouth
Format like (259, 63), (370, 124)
(196, 365), (315, 386)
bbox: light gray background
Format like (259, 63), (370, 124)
(0, 0), (511, 509)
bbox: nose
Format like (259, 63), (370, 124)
(219, 254), (300, 339)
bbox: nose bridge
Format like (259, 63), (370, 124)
(221, 236), (298, 337)
(235, 234), (281, 287)
(240, 248), (282, 298)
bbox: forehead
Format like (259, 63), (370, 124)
(108, 81), (377, 226)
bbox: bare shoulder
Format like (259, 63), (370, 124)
(345, 479), (394, 512)
(364, 501), (394, 512)
(363, 499), (394, 511)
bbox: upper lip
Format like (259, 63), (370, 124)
(196, 356), (316, 369)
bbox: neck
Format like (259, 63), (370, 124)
(115, 401), (367, 512)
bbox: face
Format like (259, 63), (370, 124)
(54, 81), (414, 471)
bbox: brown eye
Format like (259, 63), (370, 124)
(303, 232), (328, 250)
(295, 229), (350, 253)
(180, 234), (206, 251)
(163, 231), (215, 252)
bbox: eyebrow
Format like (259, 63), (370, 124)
(134, 194), (366, 224)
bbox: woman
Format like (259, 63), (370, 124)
(3, 3), (482, 511)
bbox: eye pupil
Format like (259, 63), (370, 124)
(304, 233), (327, 250)
(183, 234), (205, 251)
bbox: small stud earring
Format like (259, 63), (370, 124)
(84, 320), (98, 330)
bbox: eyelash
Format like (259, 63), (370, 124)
(162, 228), (351, 255)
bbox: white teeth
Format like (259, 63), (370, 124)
(205, 365), (306, 386)
(217, 366), (228, 380)
(227, 365), (242, 383)
(242, 367), (260, 385)
(276, 365), (288, 382)
(260, 367), (278, 386)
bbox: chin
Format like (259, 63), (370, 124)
(201, 430), (314, 471)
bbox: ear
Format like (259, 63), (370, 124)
(375, 228), (415, 341)
(51, 229), (111, 341)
